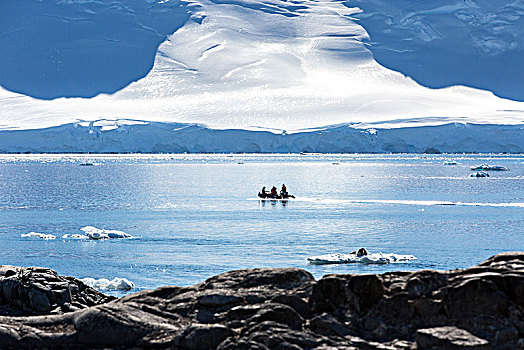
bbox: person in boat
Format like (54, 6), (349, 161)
(280, 184), (288, 196)
(280, 184), (295, 199)
(258, 186), (269, 198)
(270, 186), (278, 197)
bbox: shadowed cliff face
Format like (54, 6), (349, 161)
(0, 252), (523, 349)
(2, 0), (524, 102)
(350, 0), (524, 101)
(0, 0), (189, 99)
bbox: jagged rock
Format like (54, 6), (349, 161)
(0, 265), (114, 316)
(247, 303), (304, 330)
(308, 313), (351, 337)
(0, 254), (522, 349)
(416, 326), (489, 349)
(180, 324), (231, 349)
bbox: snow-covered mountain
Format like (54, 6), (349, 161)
(0, 0), (523, 152)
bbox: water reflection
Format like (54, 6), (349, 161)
(259, 199), (289, 207)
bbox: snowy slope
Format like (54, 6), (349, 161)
(0, 0), (524, 147)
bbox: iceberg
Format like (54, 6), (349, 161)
(470, 164), (509, 171)
(470, 171), (490, 178)
(80, 226), (134, 240)
(81, 277), (135, 291)
(21, 232), (56, 240)
(307, 251), (417, 265)
(62, 234), (90, 240)
(22, 227), (134, 241)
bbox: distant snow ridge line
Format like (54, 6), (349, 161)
(1, 120), (523, 153)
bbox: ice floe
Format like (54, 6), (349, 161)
(21, 232), (56, 240)
(80, 226), (134, 240)
(307, 249), (417, 265)
(62, 234), (90, 240)
(81, 277), (135, 291)
(470, 171), (490, 178)
(470, 164), (509, 171)
(22, 227), (134, 241)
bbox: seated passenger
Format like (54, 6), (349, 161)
(280, 183), (288, 196)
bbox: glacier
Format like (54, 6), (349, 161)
(1, 119), (523, 153)
(1, 0), (524, 152)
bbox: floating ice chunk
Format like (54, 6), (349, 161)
(81, 277), (135, 291)
(21, 232), (56, 240)
(443, 160), (458, 165)
(470, 164), (509, 171)
(62, 234), (89, 240)
(80, 226), (133, 239)
(307, 251), (417, 265)
(470, 171), (489, 177)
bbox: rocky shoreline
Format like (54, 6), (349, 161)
(1, 252), (523, 349)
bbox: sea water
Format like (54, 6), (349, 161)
(0, 154), (523, 294)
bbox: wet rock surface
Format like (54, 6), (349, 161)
(0, 266), (115, 316)
(0, 253), (523, 349)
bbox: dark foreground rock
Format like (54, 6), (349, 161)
(0, 265), (115, 316)
(0, 252), (523, 349)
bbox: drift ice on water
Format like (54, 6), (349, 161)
(307, 248), (417, 265)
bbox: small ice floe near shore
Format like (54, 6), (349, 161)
(470, 171), (489, 178)
(62, 233), (90, 240)
(20, 232), (56, 240)
(81, 277), (135, 291)
(23, 227), (134, 241)
(80, 226), (134, 239)
(307, 248), (417, 265)
(470, 164), (509, 171)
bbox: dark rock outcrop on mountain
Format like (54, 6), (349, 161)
(0, 252), (523, 349)
(0, 265), (115, 316)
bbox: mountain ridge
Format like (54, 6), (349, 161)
(1, 0), (524, 135)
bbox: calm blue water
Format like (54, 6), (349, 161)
(0, 154), (523, 294)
